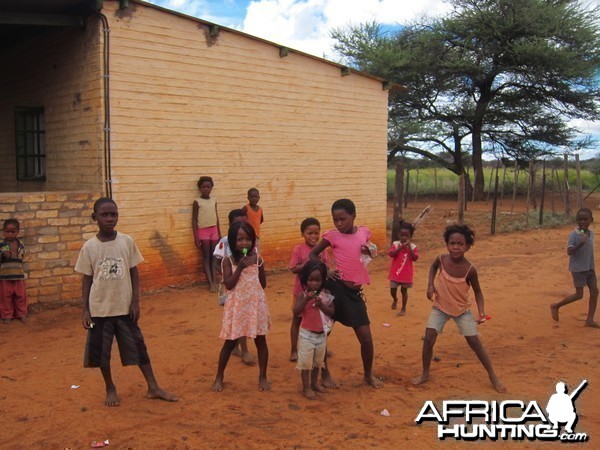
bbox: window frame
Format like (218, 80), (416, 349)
(15, 106), (46, 181)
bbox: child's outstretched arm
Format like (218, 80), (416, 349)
(309, 239), (330, 260)
(129, 267), (140, 323)
(81, 274), (94, 329)
(427, 257), (441, 300)
(468, 267), (486, 322)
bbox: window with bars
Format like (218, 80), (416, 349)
(15, 107), (46, 181)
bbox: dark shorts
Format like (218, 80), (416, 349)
(84, 315), (150, 368)
(571, 270), (597, 289)
(325, 279), (370, 328)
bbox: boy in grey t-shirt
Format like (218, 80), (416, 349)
(551, 208), (599, 328)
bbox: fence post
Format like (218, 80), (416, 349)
(458, 173), (465, 224)
(575, 154), (583, 209)
(491, 162), (500, 235)
(404, 169), (410, 208)
(563, 153), (571, 217)
(539, 161), (546, 225)
(392, 162), (405, 245)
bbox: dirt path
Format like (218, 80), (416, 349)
(1, 198), (599, 448)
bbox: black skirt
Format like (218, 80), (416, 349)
(325, 279), (370, 328)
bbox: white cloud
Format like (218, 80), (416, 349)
(241, 0), (451, 58)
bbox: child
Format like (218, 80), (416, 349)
(388, 220), (419, 315)
(289, 217), (330, 361)
(550, 207), (599, 327)
(242, 188), (264, 247)
(293, 260), (335, 400)
(0, 219), (27, 323)
(411, 224), (506, 393)
(310, 198), (382, 388)
(192, 176), (221, 292)
(211, 221), (271, 392)
(213, 209), (256, 365)
(75, 197), (177, 407)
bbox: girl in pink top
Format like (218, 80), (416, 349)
(310, 198), (382, 389)
(293, 260), (335, 400)
(388, 220), (419, 315)
(411, 224), (506, 393)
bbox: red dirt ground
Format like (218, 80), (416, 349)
(1, 196), (599, 449)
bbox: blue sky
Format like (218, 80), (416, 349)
(144, 0), (599, 157)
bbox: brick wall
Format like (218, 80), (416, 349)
(0, 191), (101, 306)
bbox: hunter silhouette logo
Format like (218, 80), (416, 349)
(546, 380), (587, 435)
(415, 379), (589, 442)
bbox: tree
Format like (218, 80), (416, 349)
(332, 0), (600, 199)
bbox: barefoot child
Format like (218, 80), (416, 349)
(293, 260), (335, 399)
(75, 198), (177, 406)
(212, 222), (271, 392)
(0, 219), (28, 323)
(411, 224), (506, 393)
(213, 209), (255, 365)
(310, 198), (383, 388)
(192, 176), (221, 292)
(388, 220), (419, 315)
(550, 207), (599, 327)
(289, 217), (330, 361)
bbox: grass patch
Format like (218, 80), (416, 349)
(388, 167), (600, 198)
(494, 211), (572, 233)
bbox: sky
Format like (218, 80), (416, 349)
(144, 0), (600, 157)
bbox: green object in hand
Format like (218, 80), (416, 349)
(242, 248), (248, 255)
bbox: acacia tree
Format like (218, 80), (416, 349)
(332, 0), (600, 199)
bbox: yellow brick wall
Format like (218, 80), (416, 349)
(105, 1), (389, 289)
(0, 1), (389, 302)
(0, 191), (101, 305)
(0, 19), (103, 192)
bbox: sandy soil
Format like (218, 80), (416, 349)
(1, 197), (599, 449)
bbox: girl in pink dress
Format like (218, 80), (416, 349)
(211, 222), (271, 392)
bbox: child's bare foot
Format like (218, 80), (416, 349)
(490, 376), (507, 393)
(258, 376), (271, 392)
(311, 383), (326, 394)
(146, 387), (178, 402)
(231, 347), (242, 357)
(105, 386), (120, 407)
(364, 374), (383, 389)
(397, 309), (406, 316)
(241, 351), (256, 366)
(320, 370), (338, 389)
(550, 304), (559, 321)
(1, 318), (10, 324)
(17, 316), (27, 323)
(391, 300), (397, 310)
(411, 373), (430, 386)
(289, 350), (298, 362)
(211, 376), (224, 392)
(585, 321), (600, 328)
(302, 387), (316, 400)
